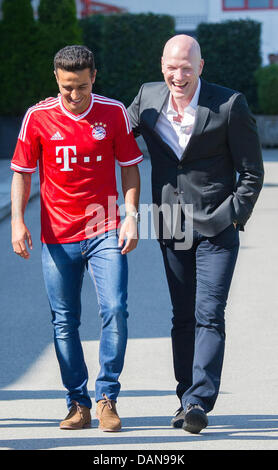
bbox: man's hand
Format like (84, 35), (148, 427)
(11, 171), (32, 259)
(118, 216), (139, 255)
(12, 220), (33, 259)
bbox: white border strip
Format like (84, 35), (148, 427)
(117, 155), (143, 167)
(11, 162), (37, 173)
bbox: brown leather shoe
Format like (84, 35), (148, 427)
(60, 401), (91, 430)
(96, 393), (121, 432)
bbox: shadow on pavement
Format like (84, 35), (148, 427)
(0, 414), (277, 449)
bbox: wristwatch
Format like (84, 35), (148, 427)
(126, 211), (140, 223)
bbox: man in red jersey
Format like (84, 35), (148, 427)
(11, 45), (143, 432)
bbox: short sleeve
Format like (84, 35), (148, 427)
(11, 110), (40, 173)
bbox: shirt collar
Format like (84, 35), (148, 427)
(166, 78), (201, 117)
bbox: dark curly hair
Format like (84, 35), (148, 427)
(54, 45), (95, 76)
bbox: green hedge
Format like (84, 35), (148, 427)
(0, 7), (174, 116)
(2, 7), (265, 116)
(196, 20), (261, 111)
(80, 13), (175, 106)
(99, 13), (175, 106)
(36, 0), (82, 98)
(0, 0), (82, 116)
(255, 65), (278, 115)
(79, 14), (105, 95)
(0, 0), (39, 115)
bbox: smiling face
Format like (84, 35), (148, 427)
(54, 67), (96, 115)
(161, 36), (204, 108)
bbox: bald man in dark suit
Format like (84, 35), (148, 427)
(128, 35), (264, 434)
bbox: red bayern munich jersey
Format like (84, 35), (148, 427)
(11, 93), (143, 243)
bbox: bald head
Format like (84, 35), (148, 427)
(161, 35), (204, 107)
(162, 35), (202, 63)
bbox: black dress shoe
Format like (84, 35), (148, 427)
(171, 406), (185, 428)
(182, 404), (208, 434)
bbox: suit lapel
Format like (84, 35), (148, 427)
(143, 83), (169, 129)
(142, 83), (181, 162)
(180, 80), (212, 161)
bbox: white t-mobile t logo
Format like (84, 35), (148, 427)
(56, 146), (77, 171)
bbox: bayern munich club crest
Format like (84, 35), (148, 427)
(91, 122), (107, 140)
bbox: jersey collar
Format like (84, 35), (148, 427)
(59, 93), (94, 121)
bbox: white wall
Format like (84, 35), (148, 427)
(75, 0), (209, 30)
(208, 0), (278, 64)
(76, 0), (208, 16)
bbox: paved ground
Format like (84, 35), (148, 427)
(0, 147), (278, 451)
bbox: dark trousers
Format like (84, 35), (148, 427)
(160, 223), (240, 413)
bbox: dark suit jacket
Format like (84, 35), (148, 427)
(128, 79), (264, 238)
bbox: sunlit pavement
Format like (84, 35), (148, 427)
(0, 149), (278, 450)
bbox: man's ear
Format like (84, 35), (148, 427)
(161, 56), (165, 73)
(199, 59), (204, 76)
(54, 70), (59, 84)
(91, 69), (97, 85)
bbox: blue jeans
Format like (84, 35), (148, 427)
(41, 229), (128, 410)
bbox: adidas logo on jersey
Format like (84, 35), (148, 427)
(51, 131), (64, 140)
